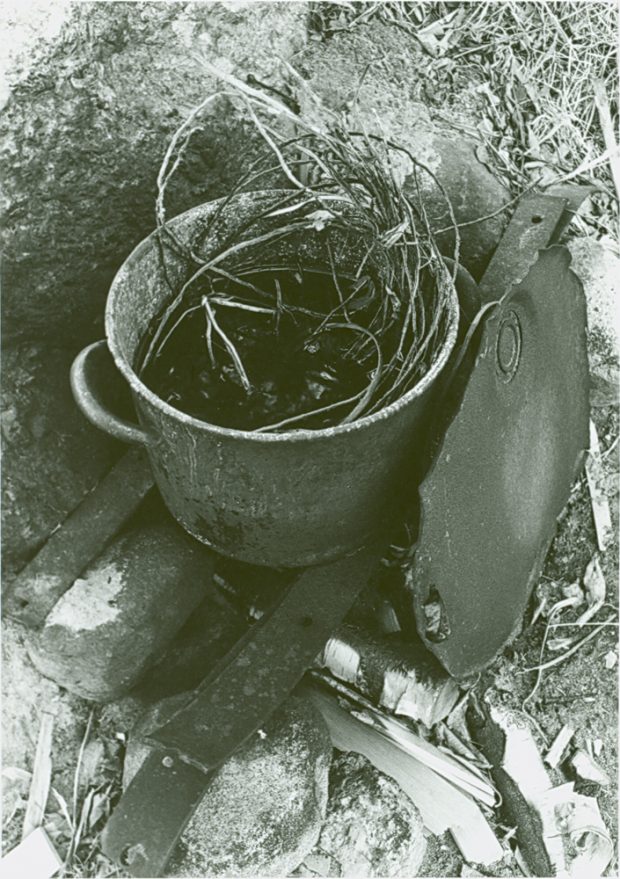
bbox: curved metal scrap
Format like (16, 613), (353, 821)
(408, 245), (589, 677)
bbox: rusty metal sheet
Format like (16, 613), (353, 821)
(408, 245), (589, 677)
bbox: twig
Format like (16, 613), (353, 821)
(522, 618), (614, 674)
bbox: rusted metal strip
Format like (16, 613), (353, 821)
(477, 194), (568, 303)
(102, 543), (380, 877)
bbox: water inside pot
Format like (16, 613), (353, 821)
(136, 269), (375, 431)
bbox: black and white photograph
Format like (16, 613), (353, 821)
(1, 1), (618, 877)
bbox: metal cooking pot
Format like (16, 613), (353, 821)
(71, 191), (461, 567)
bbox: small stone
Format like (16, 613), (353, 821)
(604, 650), (617, 670)
(303, 752), (426, 877)
(123, 693), (332, 877)
(28, 524), (213, 701)
(567, 237), (620, 365)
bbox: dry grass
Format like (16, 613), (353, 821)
(314, 0), (619, 239)
(145, 67), (459, 432)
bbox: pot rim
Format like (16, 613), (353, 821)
(105, 193), (461, 443)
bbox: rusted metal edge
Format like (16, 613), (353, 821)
(3, 448), (154, 627)
(102, 543), (381, 877)
(477, 193), (568, 304)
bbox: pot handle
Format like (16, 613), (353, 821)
(71, 340), (151, 446)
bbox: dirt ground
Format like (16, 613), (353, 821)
(1, 3), (618, 877)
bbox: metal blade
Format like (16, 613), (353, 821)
(408, 245), (589, 676)
(102, 544), (379, 876)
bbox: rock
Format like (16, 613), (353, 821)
(298, 19), (511, 278)
(1, 619), (89, 810)
(1, 343), (119, 573)
(135, 594), (248, 702)
(123, 692), (332, 877)
(0, 2), (308, 346)
(300, 752), (426, 877)
(567, 237), (620, 364)
(28, 523), (215, 701)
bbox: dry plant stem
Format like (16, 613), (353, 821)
(22, 712), (55, 841)
(330, 323), (383, 423)
(522, 617), (616, 675)
(147, 65), (457, 430)
(201, 295), (251, 392)
(254, 391), (365, 433)
(154, 304), (203, 357)
(593, 79), (620, 202)
(66, 710), (94, 867)
(143, 216), (307, 369)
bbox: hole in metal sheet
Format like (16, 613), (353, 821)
(120, 843), (147, 868)
(423, 587), (451, 642)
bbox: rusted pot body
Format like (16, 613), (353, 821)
(73, 191), (460, 567)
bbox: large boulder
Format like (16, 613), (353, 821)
(298, 18), (511, 278)
(1, 343), (118, 573)
(123, 692), (332, 877)
(0, 1), (309, 346)
(1, 3), (515, 353)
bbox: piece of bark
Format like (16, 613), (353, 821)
(310, 671), (496, 805)
(470, 700), (613, 877)
(469, 701), (559, 876)
(317, 623), (460, 728)
(545, 724), (575, 769)
(305, 682), (503, 868)
(4, 448), (154, 627)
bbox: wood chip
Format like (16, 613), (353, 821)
(22, 712), (54, 841)
(575, 555), (606, 625)
(545, 724), (575, 769)
(539, 783), (612, 877)
(305, 682), (503, 867)
(569, 749), (611, 786)
(585, 421), (613, 553)
(583, 554), (607, 605)
(1, 827), (62, 879)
